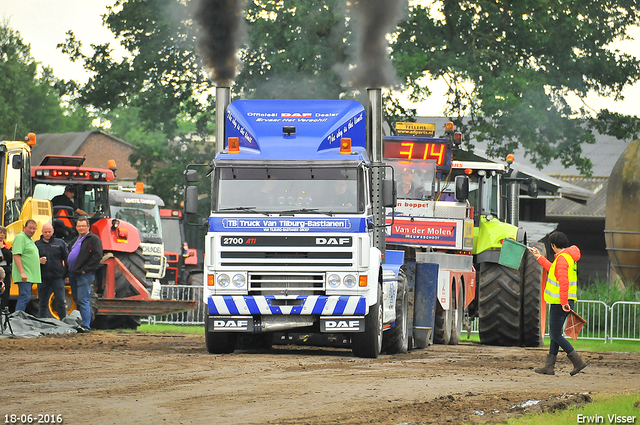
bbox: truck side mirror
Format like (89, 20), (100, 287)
(184, 186), (199, 215)
(382, 178), (397, 208)
(455, 175), (469, 201)
(528, 180), (539, 198)
(184, 169), (199, 183)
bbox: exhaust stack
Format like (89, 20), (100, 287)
(367, 88), (386, 255)
(215, 87), (230, 154)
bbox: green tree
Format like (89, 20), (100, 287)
(0, 22), (90, 140)
(393, 1), (640, 174)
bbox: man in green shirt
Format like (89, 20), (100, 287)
(13, 220), (42, 312)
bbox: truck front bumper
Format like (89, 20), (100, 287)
(208, 295), (367, 316)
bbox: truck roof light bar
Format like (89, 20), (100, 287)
(228, 137), (240, 154)
(340, 138), (352, 155)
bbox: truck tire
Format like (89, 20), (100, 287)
(433, 298), (452, 345)
(449, 283), (464, 345)
(521, 242), (546, 347)
(94, 248), (149, 330)
(205, 317), (237, 354)
(478, 262), (521, 346)
(382, 269), (409, 354)
(351, 285), (383, 358)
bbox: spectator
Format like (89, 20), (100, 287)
(67, 218), (103, 331)
(0, 226), (12, 312)
(36, 222), (69, 319)
(12, 220), (42, 312)
(52, 185), (93, 217)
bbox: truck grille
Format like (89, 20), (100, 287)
(220, 251), (352, 267)
(248, 272), (324, 295)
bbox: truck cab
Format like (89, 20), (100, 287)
(186, 92), (407, 357)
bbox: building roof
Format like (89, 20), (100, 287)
(545, 176), (608, 218)
(33, 130), (135, 166)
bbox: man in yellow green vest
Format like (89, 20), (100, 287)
(529, 231), (587, 376)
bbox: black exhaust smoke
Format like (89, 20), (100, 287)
(348, 0), (407, 88)
(194, 0), (247, 86)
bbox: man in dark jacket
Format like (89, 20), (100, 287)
(67, 218), (103, 330)
(36, 223), (69, 319)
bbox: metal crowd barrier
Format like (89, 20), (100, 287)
(468, 299), (637, 343)
(145, 285), (640, 344)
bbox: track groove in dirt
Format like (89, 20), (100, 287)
(3, 333), (639, 424)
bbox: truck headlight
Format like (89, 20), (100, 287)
(217, 274), (230, 287)
(232, 273), (246, 288)
(328, 274), (341, 288)
(343, 274), (357, 288)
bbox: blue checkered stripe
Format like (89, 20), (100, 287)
(208, 295), (367, 315)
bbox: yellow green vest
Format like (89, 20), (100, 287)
(544, 252), (577, 304)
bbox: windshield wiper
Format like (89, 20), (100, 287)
(218, 207), (269, 216)
(280, 208), (333, 216)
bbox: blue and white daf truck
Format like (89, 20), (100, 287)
(184, 88), (409, 358)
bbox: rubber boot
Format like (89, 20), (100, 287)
(567, 351), (587, 376)
(534, 353), (556, 375)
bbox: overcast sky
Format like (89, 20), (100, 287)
(1, 0), (639, 117)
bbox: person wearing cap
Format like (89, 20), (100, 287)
(51, 185), (93, 217)
(398, 167), (424, 199)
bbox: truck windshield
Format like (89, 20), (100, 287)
(215, 166), (363, 214)
(111, 204), (163, 240)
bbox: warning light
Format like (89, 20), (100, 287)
(506, 154), (515, 164)
(135, 182), (144, 193)
(453, 132), (462, 145)
(359, 275), (368, 287)
(445, 121), (454, 134)
(228, 137), (240, 154)
(25, 133), (36, 146)
(464, 168), (473, 175)
(340, 138), (352, 155)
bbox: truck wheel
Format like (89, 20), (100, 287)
(521, 242), (546, 347)
(478, 262), (521, 346)
(205, 317), (237, 354)
(351, 285), (383, 358)
(382, 269), (409, 354)
(433, 296), (452, 345)
(95, 248), (149, 330)
(449, 283), (464, 345)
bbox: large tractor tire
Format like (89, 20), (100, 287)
(205, 317), (237, 354)
(94, 248), (150, 330)
(478, 262), (522, 346)
(383, 268), (410, 354)
(521, 242), (546, 347)
(352, 285), (383, 358)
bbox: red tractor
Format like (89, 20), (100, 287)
(32, 155), (195, 328)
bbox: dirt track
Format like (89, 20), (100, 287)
(3, 332), (639, 425)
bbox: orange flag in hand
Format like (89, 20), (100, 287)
(565, 310), (587, 342)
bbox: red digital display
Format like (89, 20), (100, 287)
(384, 140), (450, 167)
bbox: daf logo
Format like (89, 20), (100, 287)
(214, 320), (248, 329)
(325, 320), (360, 330)
(316, 237), (350, 245)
